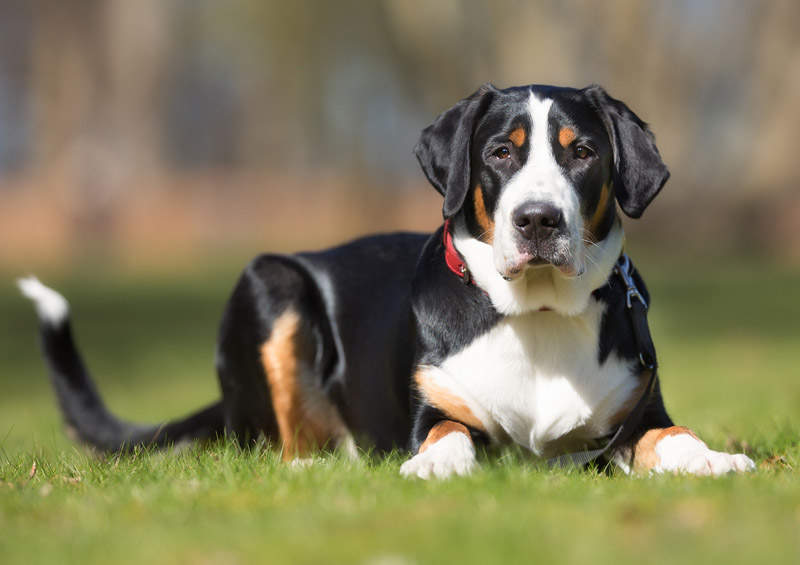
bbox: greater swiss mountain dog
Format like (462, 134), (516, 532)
(19, 83), (755, 478)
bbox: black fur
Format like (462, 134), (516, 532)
(411, 226), (501, 367)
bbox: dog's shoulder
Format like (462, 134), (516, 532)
(410, 225), (502, 366)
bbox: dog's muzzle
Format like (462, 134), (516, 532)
(506, 200), (574, 275)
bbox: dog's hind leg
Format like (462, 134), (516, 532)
(216, 254), (351, 460)
(259, 305), (338, 459)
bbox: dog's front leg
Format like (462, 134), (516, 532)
(612, 426), (755, 476)
(400, 403), (482, 479)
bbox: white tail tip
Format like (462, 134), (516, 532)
(17, 276), (70, 326)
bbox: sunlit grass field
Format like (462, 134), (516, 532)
(1, 253), (798, 564)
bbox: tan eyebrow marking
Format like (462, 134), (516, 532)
(509, 127), (526, 147)
(558, 127), (577, 148)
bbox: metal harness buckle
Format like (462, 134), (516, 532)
(615, 254), (648, 311)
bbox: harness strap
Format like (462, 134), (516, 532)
(547, 253), (658, 469)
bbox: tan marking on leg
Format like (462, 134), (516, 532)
(558, 127), (576, 148)
(473, 185), (494, 244)
(509, 127), (526, 147)
(414, 370), (486, 432)
(632, 426), (700, 473)
(260, 308), (329, 461)
(419, 421), (471, 454)
(586, 183), (612, 239)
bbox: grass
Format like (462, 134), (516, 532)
(1, 254), (799, 564)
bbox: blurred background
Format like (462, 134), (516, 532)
(0, 0), (799, 272)
(1, 1), (799, 457)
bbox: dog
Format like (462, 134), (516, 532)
(19, 83), (755, 478)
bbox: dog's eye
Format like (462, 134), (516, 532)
(492, 147), (511, 160)
(574, 145), (594, 160)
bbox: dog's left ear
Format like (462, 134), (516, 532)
(583, 85), (670, 219)
(415, 84), (497, 219)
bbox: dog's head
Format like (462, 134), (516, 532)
(415, 84), (669, 314)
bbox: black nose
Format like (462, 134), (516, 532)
(512, 201), (564, 240)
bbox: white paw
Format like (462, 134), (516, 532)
(399, 433), (477, 480)
(289, 457), (315, 469)
(655, 434), (755, 476)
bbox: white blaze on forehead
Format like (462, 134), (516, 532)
(496, 94), (581, 242)
(500, 94), (578, 210)
(492, 93), (584, 284)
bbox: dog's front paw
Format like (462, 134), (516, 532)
(656, 434), (755, 476)
(399, 433), (477, 479)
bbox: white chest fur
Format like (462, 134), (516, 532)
(420, 298), (638, 456)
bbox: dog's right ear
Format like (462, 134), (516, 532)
(415, 84), (497, 219)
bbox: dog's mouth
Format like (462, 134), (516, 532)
(499, 246), (582, 281)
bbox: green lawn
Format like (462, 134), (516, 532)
(1, 255), (798, 564)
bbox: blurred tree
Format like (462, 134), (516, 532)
(746, 0), (800, 191)
(1, 0), (799, 262)
(0, 0), (32, 174)
(28, 0), (168, 243)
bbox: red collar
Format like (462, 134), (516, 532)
(443, 219), (471, 284)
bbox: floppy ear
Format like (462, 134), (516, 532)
(415, 84), (497, 219)
(583, 85), (670, 219)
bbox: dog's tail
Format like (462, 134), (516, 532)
(17, 276), (225, 453)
